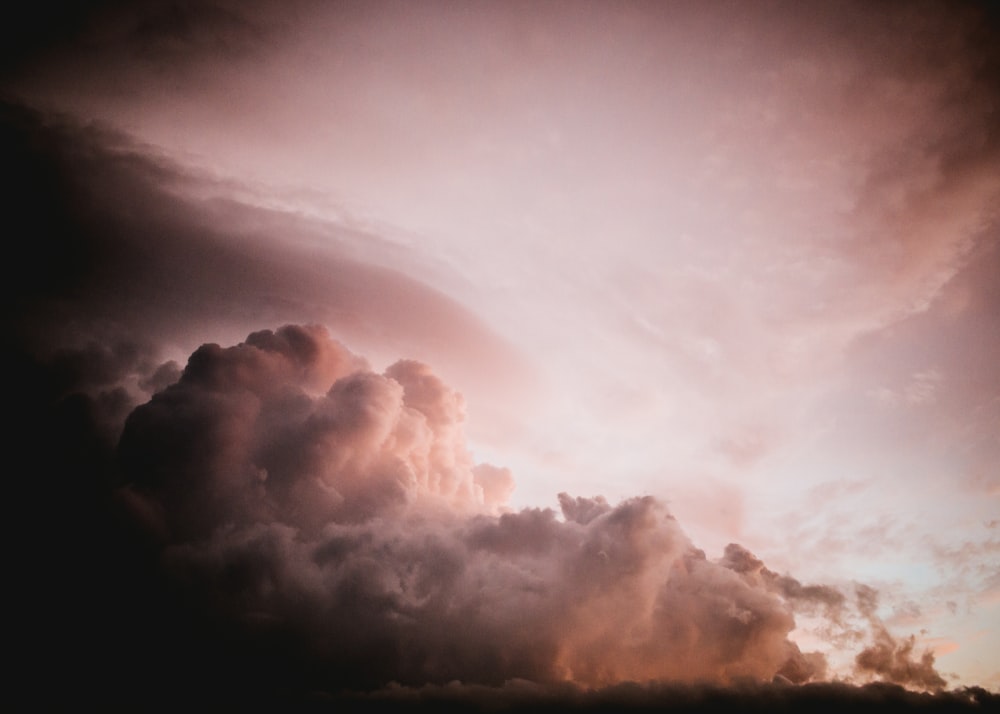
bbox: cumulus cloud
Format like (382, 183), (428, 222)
(117, 324), (505, 541)
(116, 326), (815, 686)
(115, 328), (816, 687)
(95, 324), (962, 703)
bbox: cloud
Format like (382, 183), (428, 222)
(855, 631), (948, 691)
(852, 585), (948, 690)
(86, 323), (966, 705)
(9, 314), (964, 707)
(720, 543), (846, 621)
(116, 325), (817, 688)
(117, 324), (504, 541)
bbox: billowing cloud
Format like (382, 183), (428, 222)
(118, 324), (505, 541)
(116, 326), (814, 686)
(96, 325), (958, 704)
(720, 543), (846, 621)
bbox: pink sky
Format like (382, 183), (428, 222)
(5, 0), (999, 696)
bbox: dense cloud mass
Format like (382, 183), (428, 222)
(118, 324), (507, 541)
(53, 322), (959, 709)
(114, 325), (817, 689)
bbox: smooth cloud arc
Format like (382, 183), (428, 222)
(114, 324), (940, 692)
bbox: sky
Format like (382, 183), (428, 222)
(4, 0), (1000, 709)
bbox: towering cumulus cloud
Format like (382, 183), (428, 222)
(107, 324), (952, 705)
(119, 324), (510, 540)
